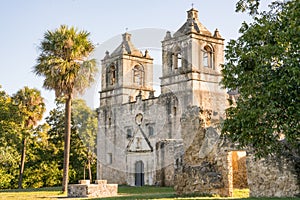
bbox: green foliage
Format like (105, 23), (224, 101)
(0, 86), (59, 189)
(0, 169), (14, 189)
(72, 99), (97, 168)
(72, 99), (97, 149)
(12, 87), (46, 189)
(23, 161), (62, 188)
(0, 86), (22, 148)
(0, 86), (22, 189)
(0, 151), (18, 189)
(43, 99), (97, 184)
(0, 145), (20, 189)
(71, 99), (98, 182)
(12, 87), (46, 129)
(33, 25), (97, 98)
(222, 0), (299, 157)
(236, 0), (261, 15)
(0, 88), (92, 189)
(0, 88), (96, 188)
(22, 124), (62, 188)
(20, 99), (97, 188)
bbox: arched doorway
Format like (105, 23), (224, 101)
(135, 161), (144, 186)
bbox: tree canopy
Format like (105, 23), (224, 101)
(72, 99), (97, 181)
(34, 25), (97, 98)
(0, 86), (21, 188)
(44, 99), (97, 184)
(0, 86), (46, 189)
(0, 85), (97, 189)
(12, 87), (46, 188)
(222, 0), (299, 157)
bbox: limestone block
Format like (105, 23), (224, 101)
(68, 180), (118, 198)
(79, 180), (90, 184)
(95, 179), (107, 185)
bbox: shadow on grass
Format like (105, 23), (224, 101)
(0, 186), (61, 193)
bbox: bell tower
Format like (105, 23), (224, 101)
(100, 32), (154, 106)
(160, 8), (227, 119)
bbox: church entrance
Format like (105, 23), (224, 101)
(135, 161), (144, 186)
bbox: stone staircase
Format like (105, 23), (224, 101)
(68, 180), (118, 198)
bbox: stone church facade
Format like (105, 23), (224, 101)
(97, 7), (300, 197)
(97, 7), (227, 187)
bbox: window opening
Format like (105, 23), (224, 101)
(133, 65), (144, 86)
(203, 45), (214, 68)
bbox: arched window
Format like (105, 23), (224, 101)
(177, 53), (182, 68)
(133, 65), (144, 86)
(173, 47), (182, 69)
(203, 45), (214, 68)
(107, 65), (116, 85)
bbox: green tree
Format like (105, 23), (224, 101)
(44, 99), (97, 184)
(235, 0), (261, 15)
(222, 0), (299, 165)
(22, 123), (62, 188)
(72, 99), (97, 182)
(0, 86), (21, 189)
(12, 87), (46, 189)
(34, 25), (97, 192)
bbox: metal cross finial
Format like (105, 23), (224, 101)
(125, 27), (128, 32)
(191, 3), (194, 8)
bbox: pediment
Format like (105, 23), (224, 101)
(126, 126), (153, 152)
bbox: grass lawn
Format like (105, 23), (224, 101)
(0, 187), (64, 200)
(0, 186), (299, 200)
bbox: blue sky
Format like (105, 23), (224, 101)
(0, 0), (271, 112)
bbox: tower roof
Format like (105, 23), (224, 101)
(111, 32), (143, 57)
(174, 8), (212, 37)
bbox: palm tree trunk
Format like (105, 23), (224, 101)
(62, 95), (72, 193)
(83, 164), (86, 180)
(18, 137), (26, 189)
(88, 157), (92, 182)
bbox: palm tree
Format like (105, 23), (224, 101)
(34, 25), (97, 193)
(12, 87), (46, 189)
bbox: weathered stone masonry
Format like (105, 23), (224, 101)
(97, 7), (225, 187)
(96, 6), (300, 198)
(247, 151), (300, 197)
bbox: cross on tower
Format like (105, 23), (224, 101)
(191, 3), (194, 8)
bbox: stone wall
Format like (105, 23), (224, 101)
(174, 106), (233, 197)
(247, 153), (300, 197)
(155, 139), (184, 186)
(101, 166), (127, 185)
(174, 156), (232, 196)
